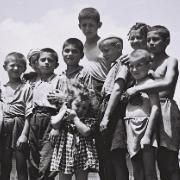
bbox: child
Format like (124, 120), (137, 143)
(128, 22), (149, 50)
(99, 36), (130, 180)
(125, 49), (159, 180)
(126, 25), (180, 180)
(28, 48), (61, 180)
(78, 7), (111, 94)
(78, 8), (109, 180)
(0, 52), (32, 180)
(50, 83), (99, 180)
(121, 22), (149, 64)
(23, 49), (40, 83)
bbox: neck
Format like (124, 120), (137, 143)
(8, 77), (21, 84)
(136, 76), (149, 85)
(66, 65), (80, 73)
(85, 35), (100, 45)
(40, 72), (54, 81)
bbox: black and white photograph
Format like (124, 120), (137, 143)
(0, 0), (180, 180)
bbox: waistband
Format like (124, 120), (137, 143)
(33, 106), (58, 115)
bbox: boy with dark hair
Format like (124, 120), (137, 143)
(78, 7), (111, 95)
(126, 25), (180, 180)
(28, 48), (61, 180)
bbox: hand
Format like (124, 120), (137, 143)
(48, 129), (60, 143)
(140, 136), (151, 149)
(119, 54), (129, 65)
(47, 90), (67, 105)
(100, 116), (109, 132)
(126, 87), (138, 97)
(68, 110), (78, 121)
(16, 134), (28, 149)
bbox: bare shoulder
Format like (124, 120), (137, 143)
(166, 56), (178, 66)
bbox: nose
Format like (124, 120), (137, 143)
(67, 50), (73, 56)
(148, 39), (154, 46)
(13, 66), (18, 70)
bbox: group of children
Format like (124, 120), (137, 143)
(0, 7), (179, 180)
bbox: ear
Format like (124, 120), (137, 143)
(3, 64), (7, 71)
(165, 37), (170, 46)
(80, 52), (84, 59)
(98, 21), (102, 28)
(55, 62), (59, 69)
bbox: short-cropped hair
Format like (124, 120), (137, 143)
(4, 52), (27, 68)
(78, 7), (100, 23)
(98, 36), (123, 50)
(63, 38), (84, 58)
(129, 49), (152, 63)
(148, 25), (170, 40)
(40, 48), (58, 62)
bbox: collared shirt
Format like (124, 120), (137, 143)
(1, 81), (33, 118)
(58, 65), (93, 94)
(101, 59), (130, 98)
(33, 73), (61, 109)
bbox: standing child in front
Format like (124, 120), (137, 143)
(0, 52), (32, 180)
(126, 25), (180, 180)
(50, 83), (99, 180)
(28, 48), (61, 180)
(125, 49), (159, 180)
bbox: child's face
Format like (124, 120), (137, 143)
(29, 54), (39, 72)
(62, 44), (82, 66)
(71, 98), (89, 117)
(129, 29), (147, 50)
(147, 31), (167, 54)
(129, 58), (150, 81)
(4, 56), (26, 79)
(79, 18), (101, 39)
(100, 40), (122, 63)
(37, 52), (57, 75)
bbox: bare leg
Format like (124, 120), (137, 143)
(15, 150), (28, 180)
(142, 147), (158, 180)
(75, 170), (88, 180)
(131, 151), (144, 180)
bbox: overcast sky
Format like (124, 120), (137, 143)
(0, 0), (179, 105)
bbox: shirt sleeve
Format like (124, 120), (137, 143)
(24, 84), (33, 118)
(115, 64), (129, 83)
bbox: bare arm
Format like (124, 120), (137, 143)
(100, 78), (125, 131)
(73, 116), (91, 137)
(51, 106), (67, 129)
(127, 58), (179, 95)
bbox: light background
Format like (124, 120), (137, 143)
(0, 0), (179, 106)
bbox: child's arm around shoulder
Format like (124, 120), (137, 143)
(127, 57), (179, 96)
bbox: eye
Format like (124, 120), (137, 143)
(64, 49), (70, 53)
(39, 58), (46, 62)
